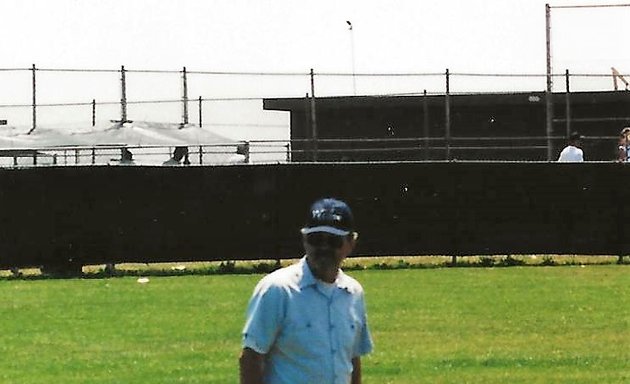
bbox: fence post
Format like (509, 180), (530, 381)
(92, 99), (96, 127)
(198, 96), (202, 127)
(199, 145), (203, 165)
(445, 69), (451, 160)
(423, 89), (429, 160)
(91, 147), (96, 165)
(450, 162), (462, 267)
(614, 177), (625, 264)
(181, 66), (189, 127)
(28, 64), (37, 134)
(310, 69), (318, 162)
(565, 69), (571, 139)
(120, 65), (128, 124)
(303, 93), (310, 161)
(545, 3), (554, 161)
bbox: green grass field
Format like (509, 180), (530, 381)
(1, 265), (628, 383)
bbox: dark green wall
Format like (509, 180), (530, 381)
(0, 162), (626, 270)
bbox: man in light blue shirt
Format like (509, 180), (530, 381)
(240, 198), (373, 384)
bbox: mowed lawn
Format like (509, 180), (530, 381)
(0, 265), (628, 383)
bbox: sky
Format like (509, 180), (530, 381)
(1, 0), (630, 139)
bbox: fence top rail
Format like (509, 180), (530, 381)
(0, 157), (623, 169)
(248, 159), (621, 165)
(0, 142), (246, 152)
(289, 136), (571, 143)
(0, 134), (611, 154)
(1, 66), (629, 78)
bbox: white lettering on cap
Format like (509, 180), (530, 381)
(312, 208), (342, 222)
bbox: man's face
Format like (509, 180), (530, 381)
(303, 232), (354, 280)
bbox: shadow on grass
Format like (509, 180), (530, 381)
(2, 256), (628, 281)
(1, 260), (283, 281)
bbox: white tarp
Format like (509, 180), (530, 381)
(0, 122), (246, 166)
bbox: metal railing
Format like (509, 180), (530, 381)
(0, 142), (263, 167)
(1, 135), (621, 168)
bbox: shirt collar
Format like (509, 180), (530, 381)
(298, 256), (354, 292)
(298, 256), (318, 289)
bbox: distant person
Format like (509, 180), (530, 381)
(618, 127), (630, 162)
(557, 132), (584, 162)
(163, 146), (189, 166)
(119, 148), (135, 165)
(229, 141), (250, 164)
(239, 198), (373, 384)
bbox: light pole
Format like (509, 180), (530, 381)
(346, 20), (357, 95)
(544, 2), (630, 160)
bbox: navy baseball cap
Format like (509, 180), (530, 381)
(300, 198), (355, 236)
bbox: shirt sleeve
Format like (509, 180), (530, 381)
(354, 318), (373, 357)
(242, 278), (285, 354)
(353, 293), (374, 357)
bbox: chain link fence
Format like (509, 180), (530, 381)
(0, 66), (628, 164)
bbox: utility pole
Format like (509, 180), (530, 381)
(543, 3), (630, 160)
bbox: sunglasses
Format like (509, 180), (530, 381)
(306, 232), (346, 249)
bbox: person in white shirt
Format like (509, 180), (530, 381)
(557, 133), (584, 162)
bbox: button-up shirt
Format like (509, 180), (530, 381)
(242, 257), (373, 384)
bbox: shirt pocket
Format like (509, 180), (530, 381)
(338, 315), (362, 357)
(279, 321), (323, 357)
